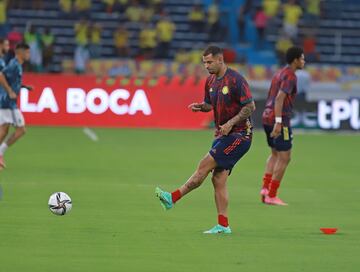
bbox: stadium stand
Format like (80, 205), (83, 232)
(4, 0), (360, 73)
(265, 0), (360, 65)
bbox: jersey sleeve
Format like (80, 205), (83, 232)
(0, 59), (5, 71)
(204, 77), (211, 104)
(279, 74), (296, 95)
(235, 77), (253, 105)
(2, 62), (19, 81)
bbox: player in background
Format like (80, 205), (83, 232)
(0, 38), (10, 70)
(155, 45), (256, 234)
(260, 46), (305, 206)
(0, 43), (31, 170)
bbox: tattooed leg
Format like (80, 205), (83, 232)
(179, 153), (217, 197)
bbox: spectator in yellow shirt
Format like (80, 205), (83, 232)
(114, 25), (129, 57)
(25, 25), (43, 71)
(156, 15), (176, 58)
(125, 0), (143, 22)
(174, 48), (189, 65)
(142, 5), (154, 22)
(306, 0), (321, 17)
(189, 47), (203, 64)
(188, 4), (205, 32)
(275, 32), (294, 65)
(89, 22), (101, 58)
(0, 0), (8, 38)
(139, 23), (157, 59)
(74, 19), (89, 46)
(41, 27), (55, 71)
(207, 1), (222, 42)
(282, 0), (302, 39)
(59, 0), (73, 15)
(263, 0), (280, 18)
(304, 0), (322, 26)
(174, 48), (190, 75)
(75, 0), (91, 18)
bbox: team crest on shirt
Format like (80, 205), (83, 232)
(222, 86), (229, 95)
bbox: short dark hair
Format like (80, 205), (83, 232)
(15, 43), (30, 50)
(203, 45), (223, 57)
(286, 46), (304, 64)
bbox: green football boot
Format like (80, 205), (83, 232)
(203, 224), (232, 234)
(155, 187), (173, 210)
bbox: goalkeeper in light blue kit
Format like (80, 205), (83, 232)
(0, 43), (31, 170)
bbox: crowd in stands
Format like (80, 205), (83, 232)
(68, 0), (227, 73)
(0, 0), (55, 72)
(237, 0), (322, 63)
(0, 0), (324, 73)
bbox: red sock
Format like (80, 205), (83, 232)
(171, 190), (182, 203)
(268, 179), (280, 198)
(262, 173), (272, 189)
(218, 214), (229, 227)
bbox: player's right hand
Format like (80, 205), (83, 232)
(188, 102), (203, 112)
(9, 91), (17, 99)
(270, 123), (282, 138)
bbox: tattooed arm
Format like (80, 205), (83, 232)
(219, 101), (256, 136)
(188, 102), (213, 112)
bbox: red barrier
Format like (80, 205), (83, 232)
(21, 73), (213, 129)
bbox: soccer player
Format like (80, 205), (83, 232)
(0, 43), (31, 170)
(155, 45), (256, 234)
(0, 38), (10, 70)
(260, 46), (305, 206)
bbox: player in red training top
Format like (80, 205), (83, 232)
(260, 46), (305, 206)
(155, 45), (256, 234)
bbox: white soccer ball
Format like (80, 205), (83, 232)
(48, 192), (72, 216)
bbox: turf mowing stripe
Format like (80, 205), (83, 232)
(83, 127), (99, 142)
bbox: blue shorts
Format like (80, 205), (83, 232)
(209, 133), (252, 172)
(263, 124), (293, 151)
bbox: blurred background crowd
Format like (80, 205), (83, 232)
(0, 0), (358, 80)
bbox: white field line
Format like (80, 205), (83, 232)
(83, 127), (99, 142)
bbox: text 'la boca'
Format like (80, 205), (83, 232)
(20, 87), (152, 115)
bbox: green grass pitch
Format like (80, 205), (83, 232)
(0, 127), (359, 272)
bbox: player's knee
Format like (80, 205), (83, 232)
(280, 154), (291, 165)
(197, 169), (209, 180)
(17, 127), (26, 136)
(194, 166), (211, 185)
(286, 155), (291, 164)
(211, 176), (218, 186)
(0, 125), (9, 134)
(197, 162), (213, 177)
(211, 178), (224, 190)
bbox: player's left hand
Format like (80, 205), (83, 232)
(270, 123), (282, 138)
(22, 85), (34, 91)
(219, 122), (233, 136)
(188, 102), (203, 112)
